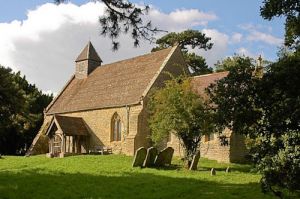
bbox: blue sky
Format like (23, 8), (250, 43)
(0, 0), (285, 93)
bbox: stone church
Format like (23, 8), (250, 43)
(28, 42), (247, 163)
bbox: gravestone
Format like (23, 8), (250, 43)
(211, 168), (216, 176)
(189, 151), (200, 170)
(225, 166), (231, 173)
(143, 147), (158, 167)
(132, 147), (147, 167)
(154, 147), (174, 167)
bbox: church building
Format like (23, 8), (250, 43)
(28, 42), (247, 163)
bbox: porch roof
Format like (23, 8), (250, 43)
(54, 115), (89, 136)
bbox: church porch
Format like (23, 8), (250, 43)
(46, 115), (89, 158)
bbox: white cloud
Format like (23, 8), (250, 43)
(231, 33), (243, 43)
(0, 2), (219, 93)
(235, 47), (265, 60)
(236, 47), (254, 57)
(239, 23), (283, 46)
(247, 30), (283, 46)
(149, 8), (217, 31)
(193, 29), (229, 67)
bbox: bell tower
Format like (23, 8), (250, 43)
(75, 41), (102, 79)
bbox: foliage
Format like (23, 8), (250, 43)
(215, 54), (255, 72)
(215, 54), (272, 72)
(207, 54), (300, 198)
(0, 65), (53, 155)
(257, 130), (300, 198)
(0, 155), (280, 199)
(152, 30), (213, 75)
(185, 52), (213, 75)
(207, 56), (260, 135)
(148, 75), (214, 167)
(261, 0), (300, 48)
(56, 0), (162, 50)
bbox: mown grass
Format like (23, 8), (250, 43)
(0, 155), (276, 199)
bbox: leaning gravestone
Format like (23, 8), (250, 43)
(132, 147), (147, 167)
(143, 147), (158, 167)
(189, 151), (200, 170)
(211, 168), (216, 176)
(225, 166), (231, 173)
(154, 147), (174, 167)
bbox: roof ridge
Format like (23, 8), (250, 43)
(141, 45), (181, 99)
(100, 47), (173, 67)
(192, 71), (229, 78)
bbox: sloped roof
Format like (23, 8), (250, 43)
(76, 41), (102, 63)
(55, 115), (89, 136)
(192, 71), (228, 98)
(46, 47), (175, 114)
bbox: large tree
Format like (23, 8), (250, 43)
(207, 55), (300, 198)
(214, 55), (255, 72)
(0, 66), (53, 155)
(215, 54), (272, 73)
(56, 0), (162, 50)
(148, 75), (214, 168)
(261, 0), (300, 48)
(152, 30), (213, 76)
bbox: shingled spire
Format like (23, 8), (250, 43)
(75, 41), (102, 79)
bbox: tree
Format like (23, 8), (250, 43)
(215, 54), (255, 72)
(56, 0), (162, 50)
(261, 0), (300, 48)
(152, 30), (213, 76)
(207, 56), (260, 136)
(207, 55), (300, 198)
(148, 75), (214, 168)
(215, 54), (272, 72)
(0, 65), (53, 155)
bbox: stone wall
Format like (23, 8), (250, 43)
(166, 128), (248, 163)
(229, 133), (249, 163)
(55, 105), (144, 155)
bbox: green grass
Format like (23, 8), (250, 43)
(0, 155), (276, 199)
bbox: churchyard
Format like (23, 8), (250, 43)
(0, 155), (277, 199)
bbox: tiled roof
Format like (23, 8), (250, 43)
(75, 41), (102, 63)
(192, 71), (228, 98)
(46, 47), (174, 114)
(55, 115), (89, 136)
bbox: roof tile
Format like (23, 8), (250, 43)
(47, 47), (173, 114)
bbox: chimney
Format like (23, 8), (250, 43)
(75, 41), (102, 79)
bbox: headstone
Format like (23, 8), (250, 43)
(225, 166), (231, 173)
(132, 147), (147, 167)
(189, 151), (200, 170)
(154, 147), (174, 167)
(143, 147), (158, 167)
(211, 168), (216, 176)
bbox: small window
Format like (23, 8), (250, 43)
(111, 113), (122, 141)
(205, 134), (214, 142)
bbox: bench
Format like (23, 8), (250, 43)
(89, 146), (112, 155)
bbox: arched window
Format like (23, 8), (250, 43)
(111, 113), (122, 141)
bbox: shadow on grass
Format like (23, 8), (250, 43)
(0, 169), (275, 199)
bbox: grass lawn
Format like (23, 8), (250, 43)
(0, 155), (277, 199)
